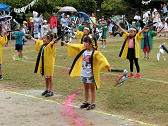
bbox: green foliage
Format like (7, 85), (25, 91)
(1, 0), (97, 14)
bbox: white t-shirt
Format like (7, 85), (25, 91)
(43, 24), (49, 34)
(152, 14), (161, 26)
(143, 13), (149, 22)
(159, 22), (167, 31)
(134, 15), (141, 20)
(81, 50), (93, 77)
(1, 21), (9, 31)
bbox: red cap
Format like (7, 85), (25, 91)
(102, 16), (104, 18)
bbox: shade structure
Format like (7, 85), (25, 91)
(0, 3), (10, 12)
(59, 6), (77, 12)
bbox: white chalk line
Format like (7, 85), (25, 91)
(12, 52), (168, 84)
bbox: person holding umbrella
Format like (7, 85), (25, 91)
(77, 13), (85, 24)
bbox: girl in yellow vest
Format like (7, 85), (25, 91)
(31, 32), (58, 97)
(117, 25), (146, 78)
(0, 31), (7, 80)
(62, 35), (113, 110)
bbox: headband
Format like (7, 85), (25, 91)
(88, 35), (95, 45)
(84, 27), (90, 31)
(46, 34), (53, 41)
(129, 27), (137, 31)
(88, 35), (99, 50)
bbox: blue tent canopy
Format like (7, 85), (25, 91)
(0, 3), (10, 12)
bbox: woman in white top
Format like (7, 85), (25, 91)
(134, 12), (141, 20)
(152, 9), (161, 31)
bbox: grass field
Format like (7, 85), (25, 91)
(1, 37), (168, 126)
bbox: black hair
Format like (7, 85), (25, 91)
(19, 23), (23, 28)
(84, 35), (98, 50)
(46, 32), (53, 41)
(82, 21), (88, 25)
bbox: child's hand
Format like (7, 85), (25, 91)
(107, 67), (113, 72)
(30, 36), (33, 40)
(61, 41), (67, 46)
(54, 40), (58, 43)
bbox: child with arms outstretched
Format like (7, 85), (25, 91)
(11, 24), (30, 61)
(117, 24), (146, 78)
(62, 35), (113, 110)
(0, 31), (8, 80)
(31, 32), (58, 97)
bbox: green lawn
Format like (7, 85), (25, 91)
(1, 38), (168, 126)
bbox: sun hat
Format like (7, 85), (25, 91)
(29, 17), (33, 22)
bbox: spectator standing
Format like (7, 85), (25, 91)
(90, 13), (97, 34)
(142, 10), (149, 25)
(152, 9), (161, 31)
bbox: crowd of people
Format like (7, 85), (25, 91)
(0, 4), (168, 110)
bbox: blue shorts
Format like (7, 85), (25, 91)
(15, 44), (23, 50)
(81, 76), (95, 83)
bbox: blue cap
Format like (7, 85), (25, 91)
(52, 12), (56, 15)
(135, 12), (138, 15)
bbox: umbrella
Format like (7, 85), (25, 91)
(59, 6), (77, 12)
(75, 11), (89, 21)
(0, 15), (12, 22)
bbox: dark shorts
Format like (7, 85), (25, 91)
(15, 44), (23, 50)
(143, 45), (151, 53)
(127, 48), (135, 59)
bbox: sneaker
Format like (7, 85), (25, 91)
(103, 46), (106, 48)
(159, 35), (161, 37)
(128, 73), (134, 77)
(45, 91), (54, 97)
(144, 56), (146, 58)
(80, 101), (90, 108)
(100, 45), (103, 48)
(109, 36), (111, 37)
(135, 73), (141, 78)
(42, 90), (48, 96)
(86, 103), (96, 110)
(147, 56), (149, 59)
(0, 76), (3, 80)
(15, 58), (20, 61)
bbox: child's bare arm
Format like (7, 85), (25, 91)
(31, 36), (37, 42)
(50, 40), (59, 48)
(24, 34), (29, 36)
(139, 27), (146, 35)
(118, 25), (126, 34)
(3, 31), (7, 36)
(106, 66), (113, 72)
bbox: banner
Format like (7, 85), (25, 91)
(14, 0), (37, 13)
(142, 0), (152, 5)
